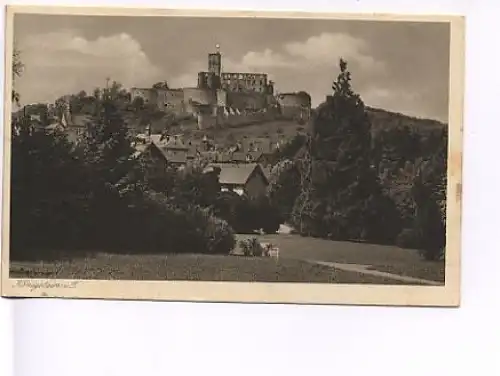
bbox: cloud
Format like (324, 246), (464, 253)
(16, 30), (163, 105)
(284, 33), (384, 71)
(168, 61), (205, 88)
(222, 32), (384, 73)
(233, 49), (296, 70)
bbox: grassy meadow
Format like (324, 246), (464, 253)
(10, 234), (443, 284)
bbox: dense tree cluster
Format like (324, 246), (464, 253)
(270, 59), (447, 260)
(10, 80), (236, 260)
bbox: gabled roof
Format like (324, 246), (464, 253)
(261, 166), (272, 180)
(214, 153), (232, 163)
(247, 151), (263, 161)
(205, 163), (268, 186)
(163, 136), (188, 150)
(231, 152), (247, 162)
(140, 137), (190, 165)
(159, 148), (187, 164)
(198, 150), (213, 157)
(150, 134), (163, 145)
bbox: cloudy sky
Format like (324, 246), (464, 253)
(13, 14), (450, 122)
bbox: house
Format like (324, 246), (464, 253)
(162, 135), (189, 166)
(231, 151), (247, 163)
(133, 134), (167, 178)
(133, 133), (191, 179)
(204, 162), (269, 199)
(242, 137), (274, 154)
(246, 151), (263, 163)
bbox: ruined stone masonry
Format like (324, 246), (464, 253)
(131, 45), (312, 129)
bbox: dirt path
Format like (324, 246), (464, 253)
(307, 260), (443, 286)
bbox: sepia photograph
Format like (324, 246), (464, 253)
(1, 6), (464, 306)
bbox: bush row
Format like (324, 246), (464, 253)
(10, 187), (236, 261)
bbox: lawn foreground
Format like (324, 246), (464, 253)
(10, 234), (444, 285)
(236, 234), (445, 283)
(11, 253), (420, 285)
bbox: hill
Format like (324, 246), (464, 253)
(14, 99), (446, 145)
(366, 106), (446, 135)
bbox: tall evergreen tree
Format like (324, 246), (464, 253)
(291, 59), (401, 243)
(268, 159), (301, 222)
(80, 89), (140, 193)
(12, 47), (23, 107)
(407, 127), (447, 260)
(76, 88), (146, 246)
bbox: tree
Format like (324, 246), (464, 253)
(372, 126), (422, 176)
(291, 59), (401, 244)
(81, 89), (141, 194)
(408, 168), (446, 260)
(267, 159), (301, 222)
(153, 81), (170, 90)
(402, 128), (447, 260)
(74, 89), (145, 247)
(65, 90), (90, 115)
(270, 133), (306, 163)
(296, 91), (311, 104)
(12, 47), (24, 107)
(170, 166), (221, 208)
(131, 96), (145, 112)
(10, 113), (90, 257)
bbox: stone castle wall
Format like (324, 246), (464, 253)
(195, 107), (277, 130)
(183, 87), (216, 106)
(220, 72), (268, 93)
(130, 88), (157, 104)
(226, 91), (268, 111)
(156, 89), (185, 115)
(277, 93), (312, 121)
(132, 85), (311, 130)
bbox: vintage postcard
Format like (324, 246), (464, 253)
(1, 6), (464, 306)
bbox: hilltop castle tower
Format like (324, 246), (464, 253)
(197, 45), (274, 94)
(208, 44), (222, 77)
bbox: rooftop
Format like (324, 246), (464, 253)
(205, 162), (268, 186)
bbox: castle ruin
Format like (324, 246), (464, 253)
(131, 45), (311, 129)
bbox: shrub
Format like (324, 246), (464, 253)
(253, 197), (282, 234)
(396, 226), (445, 261)
(213, 192), (281, 234)
(394, 203), (445, 262)
(239, 237), (264, 257)
(108, 193), (235, 256)
(410, 170), (446, 261)
(201, 209), (236, 255)
(395, 228), (421, 249)
(359, 193), (403, 245)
